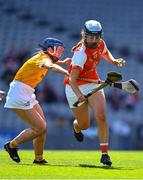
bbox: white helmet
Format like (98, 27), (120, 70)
(83, 20), (102, 36)
(82, 20), (102, 48)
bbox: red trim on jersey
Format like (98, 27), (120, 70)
(72, 65), (83, 71)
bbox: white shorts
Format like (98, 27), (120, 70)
(65, 83), (103, 108)
(4, 80), (39, 110)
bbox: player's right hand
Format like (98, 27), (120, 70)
(77, 94), (86, 102)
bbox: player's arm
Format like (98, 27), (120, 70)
(69, 48), (87, 102)
(42, 61), (68, 75)
(69, 67), (86, 102)
(56, 58), (72, 66)
(101, 41), (126, 67)
(102, 49), (126, 67)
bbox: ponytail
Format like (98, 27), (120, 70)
(71, 40), (84, 52)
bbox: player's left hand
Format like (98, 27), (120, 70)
(113, 58), (126, 67)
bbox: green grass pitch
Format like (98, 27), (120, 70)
(0, 150), (143, 179)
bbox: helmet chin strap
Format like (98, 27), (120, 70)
(45, 51), (59, 63)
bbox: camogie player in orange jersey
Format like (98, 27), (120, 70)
(4, 37), (70, 164)
(64, 20), (126, 166)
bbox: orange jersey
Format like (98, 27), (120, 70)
(14, 53), (51, 88)
(64, 39), (108, 85)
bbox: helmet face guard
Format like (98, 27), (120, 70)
(82, 20), (103, 49)
(39, 37), (65, 62)
(82, 32), (102, 48)
(47, 46), (64, 62)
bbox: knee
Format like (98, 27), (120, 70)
(34, 122), (47, 136)
(96, 114), (107, 125)
(39, 122), (47, 134)
(80, 121), (90, 130)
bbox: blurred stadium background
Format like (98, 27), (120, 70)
(0, 0), (143, 150)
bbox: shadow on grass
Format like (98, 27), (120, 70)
(17, 163), (49, 166)
(79, 164), (134, 170)
(10, 163), (134, 170)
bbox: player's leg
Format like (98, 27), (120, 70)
(32, 104), (47, 164)
(88, 91), (109, 144)
(88, 91), (112, 165)
(4, 107), (47, 163)
(12, 108), (47, 144)
(71, 101), (90, 142)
